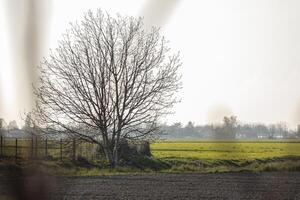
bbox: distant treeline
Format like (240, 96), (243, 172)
(161, 116), (300, 140)
(1, 117), (300, 140)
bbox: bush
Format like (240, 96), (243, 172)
(119, 140), (152, 161)
(129, 156), (170, 171)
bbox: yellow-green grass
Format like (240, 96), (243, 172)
(150, 140), (300, 173)
(1, 140), (300, 175)
(151, 140), (300, 160)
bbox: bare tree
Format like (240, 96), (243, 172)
(34, 10), (181, 166)
(8, 120), (19, 131)
(0, 118), (5, 136)
(213, 116), (237, 139)
(22, 112), (39, 137)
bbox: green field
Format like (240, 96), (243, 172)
(150, 140), (300, 173)
(1, 140), (300, 175)
(151, 140), (300, 160)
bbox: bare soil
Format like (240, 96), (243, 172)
(1, 172), (300, 199)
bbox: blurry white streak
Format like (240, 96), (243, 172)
(207, 103), (233, 124)
(2, 0), (51, 123)
(140, 0), (181, 28)
(0, 2), (17, 118)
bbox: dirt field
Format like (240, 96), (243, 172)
(1, 172), (300, 200)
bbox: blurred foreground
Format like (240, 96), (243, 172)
(1, 172), (300, 200)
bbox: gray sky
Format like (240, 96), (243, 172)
(1, 0), (300, 128)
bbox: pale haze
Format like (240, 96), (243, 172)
(1, 0), (300, 128)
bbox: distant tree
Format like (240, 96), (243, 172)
(276, 122), (289, 138)
(185, 121), (194, 129)
(268, 124), (276, 139)
(172, 122), (182, 129)
(23, 113), (37, 136)
(223, 116), (237, 127)
(169, 122), (183, 138)
(255, 124), (268, 138)
(297, 125), (300, 138)
(184, 121), (195, 137)
(201, 124), (214, 138)
(8, 120), (19, 131)
(0, 118), (5, 136)
(213, 116), (237, 139)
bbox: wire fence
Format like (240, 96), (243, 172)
(0, 136), (102, 161)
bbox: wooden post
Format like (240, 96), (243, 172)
(0, 136), (3, 157)
(45, 139), (48, 158)
(35, 137), (38, 159)
(72, 138), (76, 161)
(31, 137), (34, 159)
(79, 143), (82, 157)
(91, 145), (93, 161)
(15, 138), (18, 161)
(60, 139), (63, 161)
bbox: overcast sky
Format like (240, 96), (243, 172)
(1, 0), (300, 128)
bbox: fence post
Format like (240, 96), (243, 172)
(60, 139), (63, 161)
(0, 136), (2, 157)
(72, 138), (76, 161)
(15, 138), (18, 161)
(35, 136), (38, 159)
(31, 137), (34, 159)
(45, 139), (48, 158)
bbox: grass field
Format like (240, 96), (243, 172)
(151, 140), (300, 160)
(150, 140), (300, 173)
(1, 140), (300, 175)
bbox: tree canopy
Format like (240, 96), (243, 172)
(34, 10), (181, 166)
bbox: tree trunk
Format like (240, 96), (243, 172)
(112, 145), (119, 167)
(102, 144), (116, 168)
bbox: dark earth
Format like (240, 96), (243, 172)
(1, 172), (300, 199)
